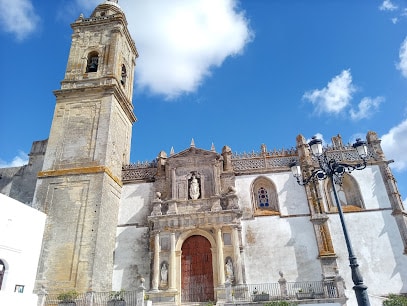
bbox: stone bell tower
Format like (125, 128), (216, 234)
(33, 0), (138, 293)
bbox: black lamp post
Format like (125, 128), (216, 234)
(289, 136), (370, 306)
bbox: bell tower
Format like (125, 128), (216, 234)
(33, 0), (138, 293)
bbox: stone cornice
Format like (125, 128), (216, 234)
(148, 209), (242, 232)
(38, 165), (122, 187)
(54, 84), (136, 123)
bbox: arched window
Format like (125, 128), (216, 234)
(251, 176), (279, 216)
(325, 174), (364, 212)
(121, 64), (127, 86)
(86, 51), (99, 72)
(0, 260), (5, 290)
(257, 187), (269, 207)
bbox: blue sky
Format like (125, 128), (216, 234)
(0, 0), (406, 203)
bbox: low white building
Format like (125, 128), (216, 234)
(0, 193), (46, 306)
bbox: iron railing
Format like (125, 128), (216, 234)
(232, 281), (339, 302)
(42, 281), (340, 305)
(43, 291), (140, 306)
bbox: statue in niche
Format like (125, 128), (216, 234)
(160, 263), (168, 286)
(225, 258), (234, 281)
(189, 174), (200, 200)
(228, 186), (236, 194)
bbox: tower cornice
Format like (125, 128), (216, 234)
(53, 84), (137, 123)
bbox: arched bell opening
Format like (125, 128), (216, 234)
(86, 51), (99, 73)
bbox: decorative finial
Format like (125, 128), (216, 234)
(190, 138), (195, 148)
(170, 146), (174, 156)
(211, 142), (215, 152)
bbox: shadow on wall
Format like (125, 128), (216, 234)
(113, 184), (153, 291)
(281, 177), (325, 282)
(372, 166), (407, 293)
(379, 209), (407, 293)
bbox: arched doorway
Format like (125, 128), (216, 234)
(181, 235), (214, 302)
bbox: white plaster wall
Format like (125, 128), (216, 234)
(113, 182), (154, 290)
(241, 215), (321, 284)
(236, 173), (321, 283)
(0, 193), (46, 306)
(328, 210), (407, 306)
(113, 226), (151, 290)
(351, 165), (391, 209)
(118, 182), (154, 225)
(235, 172), (309, 217)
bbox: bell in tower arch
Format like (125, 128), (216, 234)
(87, 53), (99, 73)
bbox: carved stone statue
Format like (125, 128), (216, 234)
(160, 263), (168, 285)
(225, 258), (234, 281)
(189, 175), (200, 200)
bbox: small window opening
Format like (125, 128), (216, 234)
(121, 64), (127, 85)
(15, 285), (24, 293)
(86, 52), (99, 73)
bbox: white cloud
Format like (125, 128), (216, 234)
(349, 96), (384, 120)
(392, 17), (399, 24)
(0, 151), (28, 168)
(397, 37), (407, 78)
(64, 1), (252, 99)
(117, 0), (253, 99)
(379, 0), (398, 11)
(303, 69), (355, 115)
(381, 118), (407, 172)
(0, 0), (40, 41)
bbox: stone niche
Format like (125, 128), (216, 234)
(152, 147), (238, 215)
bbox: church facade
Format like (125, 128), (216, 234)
(1, 1), (407, 306)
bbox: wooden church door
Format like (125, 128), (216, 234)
(181, 235), (214, 302)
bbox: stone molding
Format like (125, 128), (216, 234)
(148, 210), (242, 232)
(38, 165), (122, 186)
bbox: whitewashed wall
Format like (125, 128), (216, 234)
(326, 165), (407, 306)
(329, 210), (407, 306)
(0, 194), (46, 306)
(351, 165), (391, 209)
(236, 173), (321, 283)
(236, 167), (407, 305)
(241, 216), (322, 283)
(113, 182), (154, 290)
(115, 166), (407, 305)
(235, 172), (310, 216)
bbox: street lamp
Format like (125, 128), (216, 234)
(289, 136), (370, 306)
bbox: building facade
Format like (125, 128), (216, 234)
(0, 1), (407, 306)
(0, 194), (46, 306)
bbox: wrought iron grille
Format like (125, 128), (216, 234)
(43, 291), (140, 306)
(232, 281), (339, 302)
